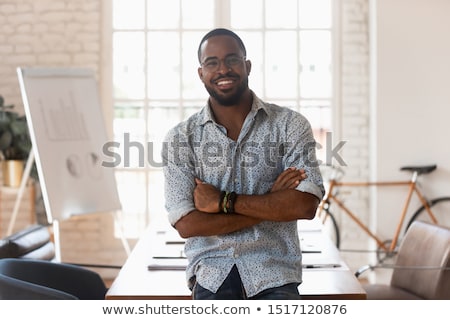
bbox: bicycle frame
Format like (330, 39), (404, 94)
(317, 173), (439, 252)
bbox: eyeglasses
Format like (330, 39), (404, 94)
(201, 55), (246, 72)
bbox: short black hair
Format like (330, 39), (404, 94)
(197, 28), (247, 63)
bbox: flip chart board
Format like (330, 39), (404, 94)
(17, 67), (121, 223)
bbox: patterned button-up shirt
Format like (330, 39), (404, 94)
(162, 92), (324, 297)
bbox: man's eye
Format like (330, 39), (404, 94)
(227, 57), (240, 65)
(206, 61), (218, 67)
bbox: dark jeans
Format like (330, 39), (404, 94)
(192, 265), (301, 300)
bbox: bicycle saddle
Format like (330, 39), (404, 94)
(400, 164), (437, 175)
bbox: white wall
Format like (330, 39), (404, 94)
(372, 0), (450, 239)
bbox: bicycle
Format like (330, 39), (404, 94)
(316, 164), (450, 262)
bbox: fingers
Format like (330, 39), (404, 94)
(280, 167), (306, 185)
(270, 167), (307, 192)
(193, 179), (221, 213)
(285, 171), (303, 188)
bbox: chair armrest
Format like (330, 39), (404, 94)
(355, 263), (449, 277)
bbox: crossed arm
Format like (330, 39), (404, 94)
(174, 168), (320, 238)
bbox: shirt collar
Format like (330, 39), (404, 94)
(200, 91), (269, 125)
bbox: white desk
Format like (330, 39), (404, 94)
(106, 219), (366, 300)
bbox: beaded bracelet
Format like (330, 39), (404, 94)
(219, 191), (237, 213)
(223, 191), (231, 213)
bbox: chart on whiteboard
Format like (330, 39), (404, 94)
(17, 67), (122, 223)
(39, 92), (90, 141)
(38, 92), (103, 181)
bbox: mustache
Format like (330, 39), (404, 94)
(212, 73), (239, 82)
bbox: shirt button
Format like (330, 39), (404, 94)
(234, 253), (239, 258)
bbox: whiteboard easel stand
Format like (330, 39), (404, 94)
(6, 148), (35, 237)
(4, 149), (65, 261)
(6, 147), (131, 259)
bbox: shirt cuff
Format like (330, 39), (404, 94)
(295, 181), (324, 200)
(167, 200), (196, 226)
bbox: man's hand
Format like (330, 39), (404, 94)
(193, 168), (306, 213)
(193, 178), (221, 213)
(270, 167), (306, 193)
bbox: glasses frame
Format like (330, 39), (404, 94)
(200, 55), (246, 72)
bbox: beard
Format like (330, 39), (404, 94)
(205, 77), (249, 106)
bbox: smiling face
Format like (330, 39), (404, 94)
(198, 35), (251, 106)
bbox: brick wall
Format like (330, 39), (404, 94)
(337, 0), (372, 268)
(0, 0), (127, 280)
(0, 0), (373, 276)
(0, 0), (101, 111)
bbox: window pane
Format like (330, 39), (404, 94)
(148, 32), (180, 99)
(265, 31), (298, 98)
(300, 101), (331, 165)
(148, 0), (180, 29)
(113, 32), (146, 99)
(239, 31), (264, 95)
(114, 103), (146, 140)
(182, 32), (207, 99)
(301, 103), (331, 132)
(116, 170), (148, 237)
(299, 0), (331, 28)
(148, 170), (168, 228)
(300, 30), (331, 98)
(113, 104), (146, 168)
(183, 102), (204, 120)
(275, 100), (297, 111)
(230, 0), (263, 28)
(113, 0), (145, 29)
(266, 0), (297, 28)
(148, 106), (180, 167)
(182, 0), (214, 28)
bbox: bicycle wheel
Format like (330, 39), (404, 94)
(321, 209), (341, 249)
(406, 197), (450, 231)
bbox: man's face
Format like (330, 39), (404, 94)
(198, 35), (251, 106)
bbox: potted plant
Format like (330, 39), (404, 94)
(0, 95), (33, 187)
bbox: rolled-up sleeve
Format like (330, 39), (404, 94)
(295, 181), (324, 201)
(284, 113), (325, 200)
(162, 130), (197, 226)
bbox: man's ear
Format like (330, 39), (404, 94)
(198, 67), (204, 82)
(246, 60), (252, 76)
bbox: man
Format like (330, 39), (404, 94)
(162, 28), (324, 299)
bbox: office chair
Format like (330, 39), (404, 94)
(355, 221), (450, 299)
(0, 224), (56, 260)
(0, 258), (107, 299)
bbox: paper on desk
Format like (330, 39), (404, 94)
(302, 254), (342, 268)
(148, 255), (188, 271)
(151, 229), (186, 259)
(301, 242), (322, 253)
(299, 233), (324, 253)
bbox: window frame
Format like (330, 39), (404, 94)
(101, 0), (340, 237)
